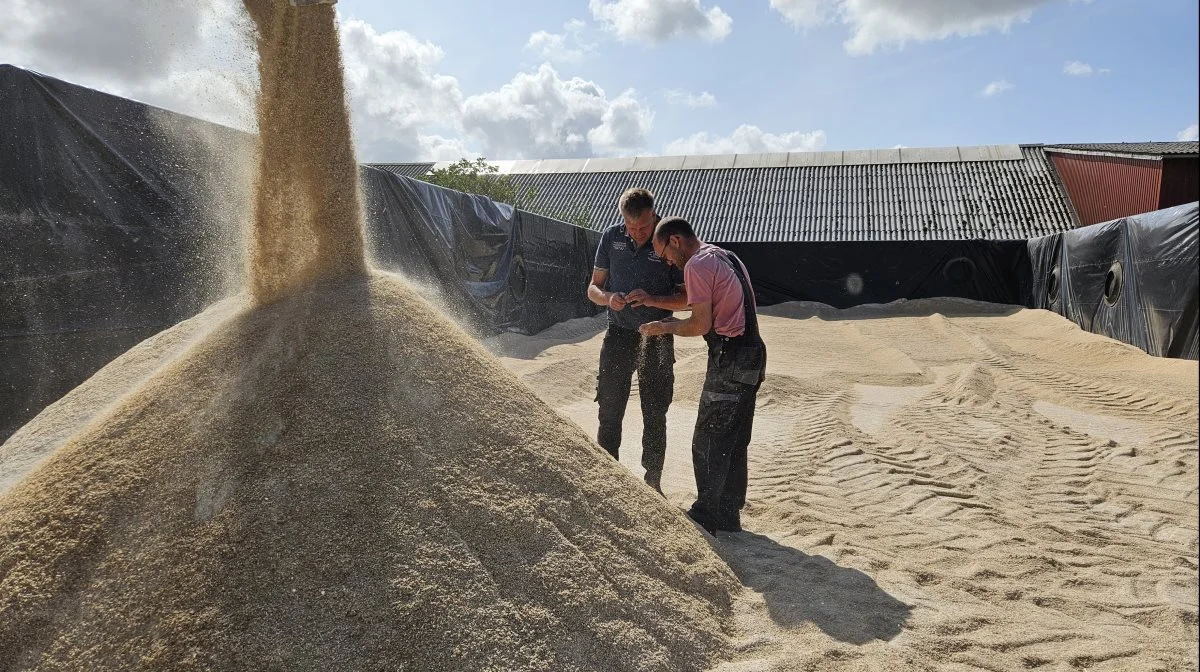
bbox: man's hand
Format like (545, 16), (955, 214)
(625, 288), (654, 308)
(639, 316), (679, 336)
(639, 321), (666, 336)
(608, 292), (629, 311)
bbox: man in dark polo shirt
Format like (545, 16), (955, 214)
(587, 188), (687, 492)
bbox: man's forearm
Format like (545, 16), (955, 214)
(661, 316), (708, 337)
(588, 284), (612, 306)
(649, 293), (689, 311)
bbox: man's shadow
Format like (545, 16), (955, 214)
(716, 532), (912, 644)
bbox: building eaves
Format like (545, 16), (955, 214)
(371, 162), (435, 178)
(1045, 142), (1199, 159)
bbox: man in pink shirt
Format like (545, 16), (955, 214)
(639, 216), (766, 535)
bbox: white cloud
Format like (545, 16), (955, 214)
(338, 18), (468, 162)
(1178, 124), (1199, 142)
(1, 4), (660, 161)
(526, 31), (582, 63)
(589, 0), (733, 43)
(524, 19), (593, 63)
(0, 0), (470, 160)
(343, 18), (658, 160)
(770, 0), (1058, 55)
(980, 79), (1014, 97)
(0, 0), (258, 128)
(768, 0), (836, 28)
(461, 64), (653, 159)
(664, 88), (717, 107)
(663, 125), (826, 154)
(1063, 60), (1109, 76)
(588, 92), (656, 154)
(0, 0), (214, 85)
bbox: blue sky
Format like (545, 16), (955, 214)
(3, 0), (1197, 161)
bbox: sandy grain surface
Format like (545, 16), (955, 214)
(0, 275), (739, 671)
(487, 299), (1200, 671)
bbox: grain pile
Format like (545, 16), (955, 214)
(0, 1), (739, 670)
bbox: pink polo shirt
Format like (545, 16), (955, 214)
(683, 244), (754, 337)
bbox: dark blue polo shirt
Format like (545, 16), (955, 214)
(594, 223), (683, 331)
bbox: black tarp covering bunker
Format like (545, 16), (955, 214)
(0, 65), (601, 441)
(1, 65), (249, 443)
(1027, 202), (1199, 360)
(360, 167), (600, 335)
(720, 240), (1033, 309)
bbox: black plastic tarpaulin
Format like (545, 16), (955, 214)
(360, 166), (602, 335)
(0, 65), (250, 441)
(722, 240), (1033, 308)
(0, 65), (602, 443)
(1027, 202), (1199, 359)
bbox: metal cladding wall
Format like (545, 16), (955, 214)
(1049, 152), (1162, 226)
(499, 148), (1077, 243)
(1160, 157), (1200, 210)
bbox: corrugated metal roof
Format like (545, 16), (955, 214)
(406, 144), (1023, 173)
(496, 146), (1075, 242)
(1046, 142), (1199, 157)
(372, 162), (435, 178)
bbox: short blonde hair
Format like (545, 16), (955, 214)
(618, 187), (655, 217)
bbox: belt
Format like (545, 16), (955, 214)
(707, 332), (748, 344)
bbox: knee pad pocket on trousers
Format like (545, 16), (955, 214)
(697, 390), (741, 433)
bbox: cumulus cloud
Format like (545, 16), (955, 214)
(338, 18), (468, 161)
(1, 0), (214, 85)
(1178, 124), (1199, 142)
(767, 0), (836, 28)
(1, 3), (661, 161)
(0, 0), (258, 128)
(980, 79), (1014, 97)
(663, 125), (826, 154)
(1062, 60), (1109, 76)
(770, 0), (1059, 54)
(526, 31), (582, 63)
(589, 0), (733, 43)
(345, 20), (657, 160)
(524, 19), (593, 63)
(461, 64), (653, 159)
(664, 88), (717, 107)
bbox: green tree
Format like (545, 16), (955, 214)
(420, 157), (592, 229)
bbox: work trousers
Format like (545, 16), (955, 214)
(595, 326), (674, 474)
(689, 337), (761, 528)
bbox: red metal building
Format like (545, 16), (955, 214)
(1045, 142), (1200, 226)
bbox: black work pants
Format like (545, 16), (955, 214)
(595, 326), (674, 473)
(689, 340), (761, 527)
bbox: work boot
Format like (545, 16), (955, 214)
(685, 507), (717, 535)
(643, 469), (662, 495)
(715, 511), (742, 533)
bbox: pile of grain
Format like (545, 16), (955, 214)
(0, 275), (737, 671)
(0, 2), (739, 669)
